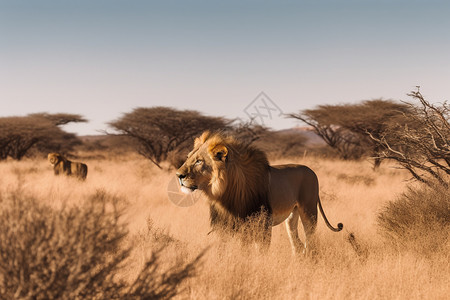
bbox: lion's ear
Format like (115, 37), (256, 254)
(208, 144), (228, 162)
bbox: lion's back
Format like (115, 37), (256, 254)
(70, 161), (88, 180)
(269, 164), (319, 226)
(54, 160), (70, 174)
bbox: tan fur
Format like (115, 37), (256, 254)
(177, 131), (342, 253)
(48, 153), (88, 180)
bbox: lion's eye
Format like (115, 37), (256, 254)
(194, 160), (203, 166)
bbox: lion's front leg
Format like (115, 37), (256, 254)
(54, 168), (60, 175)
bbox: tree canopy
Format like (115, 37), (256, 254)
(109, 107), (231, 168)
(288, 99), (411, 166)
(0, 113), (87, 160)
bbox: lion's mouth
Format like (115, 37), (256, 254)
(178, 178), (198, 194)
(180, 185), (198, 194)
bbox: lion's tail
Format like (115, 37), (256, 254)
(318, 196), (343, 232)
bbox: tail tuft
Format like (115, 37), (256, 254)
(318, 197), (344, 232)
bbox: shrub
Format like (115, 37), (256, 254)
(377, 182), (450, 256)
(0, 189), (201, 299)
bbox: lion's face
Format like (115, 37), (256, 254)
(176, 133), (228, 195)
(48, 153), (62, 166)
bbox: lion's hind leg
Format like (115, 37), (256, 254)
(285, 208), (305, 255)
(298, 202), (318, 255)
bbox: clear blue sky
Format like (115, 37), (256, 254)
(1, 0), (449, 135)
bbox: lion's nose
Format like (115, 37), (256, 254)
(176, 173), (186, 179)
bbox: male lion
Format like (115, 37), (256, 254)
(48, 153), (88, 180)
(176, 131), (342, 254)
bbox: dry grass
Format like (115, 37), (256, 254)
(0, 154), (448, 299)
(378, 182), (450, 257)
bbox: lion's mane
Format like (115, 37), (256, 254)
(197, 132), (272, 226)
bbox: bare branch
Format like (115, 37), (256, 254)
(368, 90), (449, 187)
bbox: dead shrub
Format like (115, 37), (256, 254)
(377, 182), (450, 256)
(0, 188), (201, 299)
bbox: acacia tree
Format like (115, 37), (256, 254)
(368, 90), (449, 186)
(288, 100), (411, 167)
(30, 113), (88, 154)
(0, 114), (87, 160)
(29, 113), (87, 126)
(287, 104), (366, 160)
(0, 117), (54, 160)
(109, 107), (230, 169)
(333, 100), (411, 167)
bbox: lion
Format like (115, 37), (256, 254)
(48, 153), (88, 180)
(176, 131), (343, 253)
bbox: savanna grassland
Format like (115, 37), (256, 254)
(0, 152), (448, 299)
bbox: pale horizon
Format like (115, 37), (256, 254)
(1, 0), (449, 135)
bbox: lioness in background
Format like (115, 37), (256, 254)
(48, 153), (88, 180)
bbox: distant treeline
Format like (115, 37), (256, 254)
(1, 89), (448, 186)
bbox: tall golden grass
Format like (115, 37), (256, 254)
(0, 153), (448, 299)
